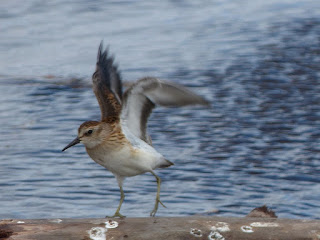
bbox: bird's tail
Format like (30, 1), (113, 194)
(158, 158), (174, 168)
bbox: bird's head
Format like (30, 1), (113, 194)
(62, 121), (112, 151)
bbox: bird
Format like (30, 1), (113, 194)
(62, 42), (209, 218)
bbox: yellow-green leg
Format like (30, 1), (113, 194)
(150, 171), (166, 217)
(106, 186), (126, 218)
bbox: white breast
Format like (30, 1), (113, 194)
(86, 131), (165, 178)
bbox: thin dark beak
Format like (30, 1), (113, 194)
(62, 137), (80, 151)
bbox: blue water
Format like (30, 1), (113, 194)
(1, 0), (320, 219)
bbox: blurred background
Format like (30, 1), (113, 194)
(1, 0), (320, 219)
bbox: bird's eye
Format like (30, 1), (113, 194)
(87, 129), (93, 135)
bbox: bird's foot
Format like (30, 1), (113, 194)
(150, 199), (166, 217)
(106, 211), (126, 218)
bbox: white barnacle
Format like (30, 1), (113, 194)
(105, 219), (119, 228)
(241, 225), (254, 233)
(208, 231), (225, 240)
(190, 228), (203, 237)
(250, 222), (279, 227)
(87, 227), (107, 240)
(50, 219), (63, 223)
(211, 222), (230, 232)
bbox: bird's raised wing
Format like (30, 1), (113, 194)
(92, 42), (122, 122)
(120, 77), (209, 144)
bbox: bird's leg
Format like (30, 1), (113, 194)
(150, 171), (166, 217)
(106, 186), (126, 218)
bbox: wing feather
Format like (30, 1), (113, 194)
(121, 77), (209, 144)
(92, 42), (122, 122)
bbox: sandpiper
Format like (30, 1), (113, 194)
(62, 42), (209, 217)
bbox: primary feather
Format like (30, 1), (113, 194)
(92, 42), (122, 122)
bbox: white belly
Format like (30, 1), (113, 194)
(87, 145), (163, 177)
